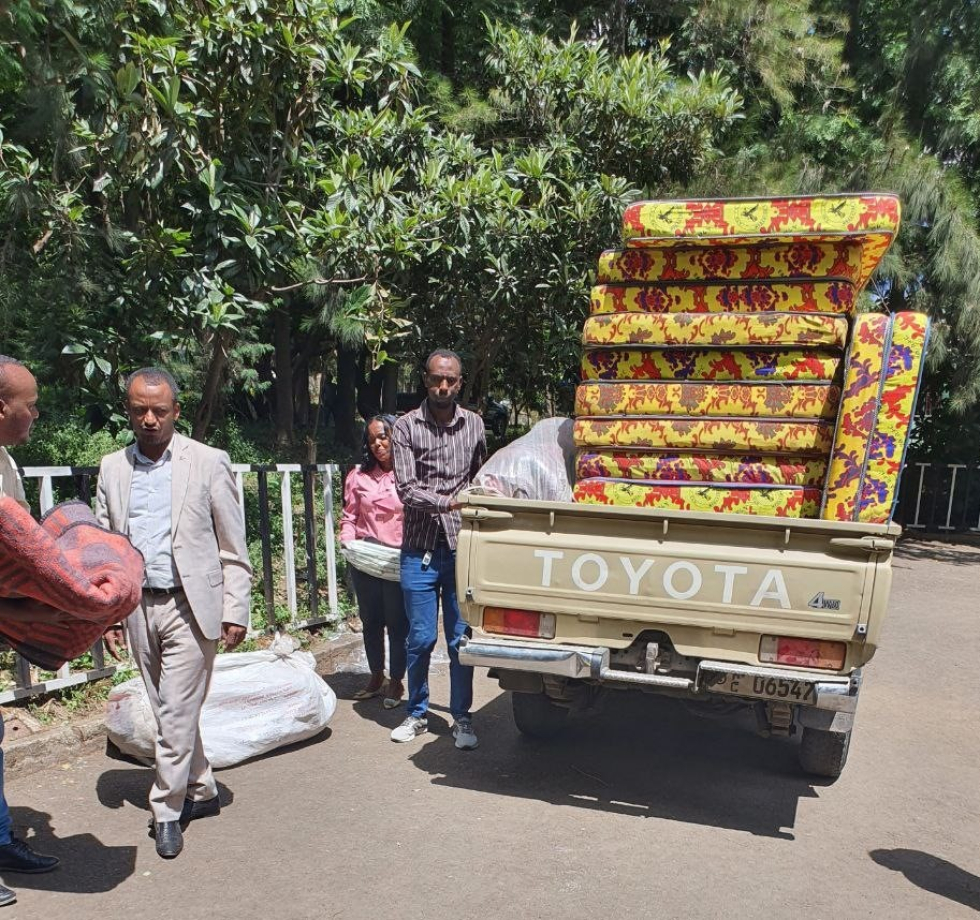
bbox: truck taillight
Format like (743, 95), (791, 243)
(483, 607), (556, 640)
(759, 636), (846, 671)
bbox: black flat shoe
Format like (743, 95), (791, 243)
(0, 838), (59, 874)
(181, 795), (221, 824)
(154, 822), (183, 859)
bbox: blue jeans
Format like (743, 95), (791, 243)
(0, 718), (10, 845)
(401, 547), (473, 721)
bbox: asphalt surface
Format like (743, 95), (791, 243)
(5, 538), (980, 920)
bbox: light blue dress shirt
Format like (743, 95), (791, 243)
(129, 445), (181, 590)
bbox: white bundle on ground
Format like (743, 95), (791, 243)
(105, 633), (337, 768)
(340, 539), (401, 581)
(471, 417), (576, 502)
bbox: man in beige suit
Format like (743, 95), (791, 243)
(97, 367), (251, 860)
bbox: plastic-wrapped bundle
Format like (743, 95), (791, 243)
(575, 451), (828, 487)
(581, 348), (842, 382)
(582, 312), (848, 349)
(590, 281), (856, 316)
(597, 241), (864, 284)
(572, 479), (822, 517)
(573, 416), (835, 455)
(822, 311), (930, 523)
(340, 540), (401, 582)
(471, 417), (576, 502)
(575, 382), (841, 420)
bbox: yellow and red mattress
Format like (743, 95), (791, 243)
(574, 417), (834, 455)
(582, 312), (848, 349)
(822, 312), (929, 523)
(573, 479), (822, 517)
(590, 281), (857, 315)
(581, 348), (842, 382)
(597, 241), (864, 285)
(575, 382), (841, 420)
(576, 451), (828, 487)
(621, 194), (901, 290)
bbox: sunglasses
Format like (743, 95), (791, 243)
(425, 374), (460, 386)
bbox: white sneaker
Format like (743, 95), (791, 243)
(452, 717), (478, 750)
(391, 716), (428, 743)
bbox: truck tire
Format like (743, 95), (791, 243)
(798, 725), (851, 779)
(512, 691), (569, 739)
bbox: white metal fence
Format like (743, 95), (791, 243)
(894, 461), (980, 533)
(1, 463), (344, 704)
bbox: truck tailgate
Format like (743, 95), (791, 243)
(457, 495), (897, 648)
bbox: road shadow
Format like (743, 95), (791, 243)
(330, 668), (451, 735)
(409, 690), (820, 840)
(871, 849), (980, 913)
(895, 537), (980, 568)
(96, 768), (235, 814)
(4, 806), (136, 893)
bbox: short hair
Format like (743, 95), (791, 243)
(0, 355), (27, 397)
(125, 367), (180, 402)
(361, 414), (397, 471)
(424, 349), (462, 375)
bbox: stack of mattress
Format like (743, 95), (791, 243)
(572, 194), (930, 523)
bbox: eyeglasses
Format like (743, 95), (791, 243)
(426, 374), (460, 387)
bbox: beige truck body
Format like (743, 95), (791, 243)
(456, 494), (900, 775)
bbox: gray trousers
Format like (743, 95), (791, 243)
(126, 591), (218, 822)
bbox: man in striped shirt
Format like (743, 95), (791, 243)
(390, 349), (487, 748)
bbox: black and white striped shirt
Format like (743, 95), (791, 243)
(392, 400), (487, 551)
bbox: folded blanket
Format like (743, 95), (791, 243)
(597, 241), (864, 285)
(582, 312), (848, 349)
(575, 382), (841, 420)
(621, 194), (901, 290)
(573, 479), (822, 517)
(581, 348), (842, 382)
(590, 281), (856, 315)
(822, 312), (930, 523)
(576, 451), (828, 487)
(0, 498), (144, 670)
(574, 417), (834, 455)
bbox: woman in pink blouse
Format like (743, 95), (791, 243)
(340, 415), (408, 707)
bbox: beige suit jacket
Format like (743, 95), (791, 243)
(95, 432), (252, 640)
(0, 446), (28, 511)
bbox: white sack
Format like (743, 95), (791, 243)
(340, 539), (401, 582)
(471, 417), (576, 502)
(105, 633), (337, 769)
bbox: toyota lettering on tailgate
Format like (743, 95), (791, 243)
(534, 549), (799, 610)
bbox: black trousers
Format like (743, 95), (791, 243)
(350, 567), (409, 680)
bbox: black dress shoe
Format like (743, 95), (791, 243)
(0, 838), (59, 874)
(154, 822), (183, 859)
(180, 795), (221, 824)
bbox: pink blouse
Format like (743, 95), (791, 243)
(340, 466), (404, 548)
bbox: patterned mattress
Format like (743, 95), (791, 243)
(575, 382), (841, 420)
(590, 281), (856, 315)
(822, 312), (930, 523)
(597, 241), (864, 285)
(573, 417), (835, 455)
(582, 312), (849, 349)
(575, 451), (828, 487)
(620, 195), (901, 290)
(581, 348), (842, 382)
(572, 479), (822, 517)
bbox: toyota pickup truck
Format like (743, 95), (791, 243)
(456, 494), (898, 778)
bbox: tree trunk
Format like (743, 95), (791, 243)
(335, 341), (360, 448)
(294, 356), (311, 429)
(382, 361), (398, 414)
(273, 307), (294, 446)
(192, 329), (232, 441)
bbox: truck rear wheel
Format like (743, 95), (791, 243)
(512, 691), (569, 739)
(798, 725), (851, 779)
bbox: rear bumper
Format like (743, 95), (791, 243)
(459, 635), (860, 713)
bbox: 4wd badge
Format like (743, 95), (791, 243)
(808, 592), (842, 611)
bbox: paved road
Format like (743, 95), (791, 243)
(6, 539), (980, 919)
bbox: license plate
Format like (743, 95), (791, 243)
(702, 671), (817, 704)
